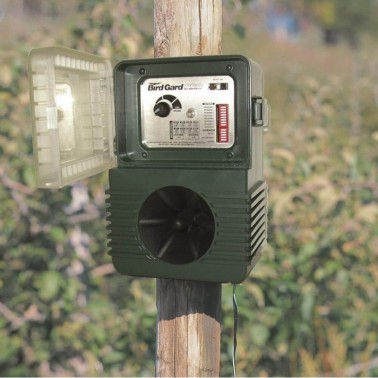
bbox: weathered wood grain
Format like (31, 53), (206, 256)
(154, 0), (222, 57)
(156, 279), (222, 377)
(154, 3), (222, 375)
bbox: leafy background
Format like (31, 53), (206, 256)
(0, 0), (377, 376)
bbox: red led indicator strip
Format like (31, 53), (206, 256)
(216, 104), (229, 143)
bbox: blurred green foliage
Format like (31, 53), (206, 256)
(306, 0), (378, 46)
(0, 0), (377, 376)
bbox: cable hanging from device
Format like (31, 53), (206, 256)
(232, 283), (238, 377)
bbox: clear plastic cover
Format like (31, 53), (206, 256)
(28, 46), (115, 188)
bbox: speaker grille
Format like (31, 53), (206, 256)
(138, 186), (215, 265)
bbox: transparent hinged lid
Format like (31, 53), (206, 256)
(28, 46), (115, 188)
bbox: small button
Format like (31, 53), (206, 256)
(186, 108), (196, 118)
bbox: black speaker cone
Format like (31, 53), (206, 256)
(138, 186), (215, 264)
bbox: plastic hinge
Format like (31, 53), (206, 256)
(252, 97), (269, 131)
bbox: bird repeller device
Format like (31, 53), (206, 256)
(29, 46), (269, 283)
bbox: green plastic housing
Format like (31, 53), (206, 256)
(107, 55), (268, 283)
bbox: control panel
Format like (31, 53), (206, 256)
(114, 55), (266, 168)
(140, 75), (235, 149)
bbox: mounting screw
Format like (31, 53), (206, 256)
(226, 64), (233, 72)
(139, 68), (146, 75)
(142, 151), (148, 158)
(227, 152), (234, 159)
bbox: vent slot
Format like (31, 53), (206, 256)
(250, 181), (268, 257)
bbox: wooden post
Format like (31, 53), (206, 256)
(154, 1), (222, 376)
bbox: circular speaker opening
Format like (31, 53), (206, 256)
(138, 186), (215, 264)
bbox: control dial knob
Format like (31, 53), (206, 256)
(153, 102), (171, 118)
